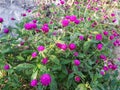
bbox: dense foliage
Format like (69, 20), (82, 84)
(0, 0), (120, 90)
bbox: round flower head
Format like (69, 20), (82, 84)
(100, 70), (105, 76)
(21, 13), (26, 17)
(41, 58), (48, 65)
(32, 52), (37, 58)
(0, 17), (3, 23)
(75, 76), (81, 82)
(69, 43), (76, 50)
(41, 25), (49, 33)
(37, 45), (45, 52)
(103, 65), (109, 71)
(70, 15), (77, 22)
(96, 34), (102, 41)
(109, 35), (114, 40)
(74, 59), (80, 66)
(74, 52), (79, 57)
(40, 74), (51, 86)
(74, 19), (80, 24)
(62, 19), (69, 27)
(32, 19), (37, 23)
(103, 31), (108, 36)
(4, 64), (10, 70)
(61, 44), (68, 51)
(65, 15), (70, 19)
(3, 28), (9, 34)
(100, 54), (107, 61)
(60, 0), (64, 4)
(111, 64), (117, 70)
(30, 79), (38, 87)
(79, 35), (84, 40)
(97, 43), (103, 50)
(24, 22), (37, 30)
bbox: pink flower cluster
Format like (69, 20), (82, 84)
(62, 15), (80, 27)
(56, 43), (76, 51)
(24, 22), (37, 30)
(30, 73), (51, 87)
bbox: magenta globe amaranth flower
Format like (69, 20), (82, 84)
(62, 19), (69, 27)
(103, 31), (108, 36)
(0, 17), (3, 23)
(24, 22), (37, 30)
(109, 35), (114, 40)
(30, 79), (38, 87)
(100, 54), (107, 61)
(100, 70), (105, 76)
(41, 25), (49, 33)
(70, 15), (77, 22)
(79, 35), (84, 40)
(69, 43), (76, 50)
(41, 58), (48, 65)
(97, 43), (103, 50)
(103, 65), (109, 71)
(37, 45), (45, 52)
(74, 59), (80, 66)
(96, 34), (102, 41)
(74, 19), (80, 24)
(32, 52), (37, 58)
(4, 64), (10, 70)
(60, 0), (64, 4)
(3, 28), (9, 34)
(40, 74), (51, 86)
(74, 52), (79, 57)
(75, 76), (81, 82)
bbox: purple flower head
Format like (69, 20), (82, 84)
(65, 15), (70, 19)
(70, 15), (77, 22)
(37, 45), (45, 52)
(32, 19), (37, 23)
(21, 13), (26, 17)
(41, 25), (49, 33)
(69, 43), (76, 50)
(113, 41), (118, 46)
(112, 19), (116, 23)
(97, 43), (103, 50)
(60, 0), (64, 4)
(32, 52), (37, 58)
(24, 23), (37, 30)
(74, 59), (80, 66)
(4, 64), (10, 70)
(109, 35), (114, 40)
(27, 9), (31, 13)
(111, 13), (115, 17)
(61, 44), (68, 51)
(30, 79), (38, 87)
(79, 35), (84, 40)
(74, 19), (80, 24)
(96, 34), (102, 41)
(111, 64), (117, 70)
(103, 65), (109, 71)
(100, 70), (105, 76)
(103, 31), (108, 36)
(75, 76), (81, 82)
(40, 74), (51, 86)
(20, 41), (24, 46)
(11, 17), (15, 20)
(74, 52), (79, 57)
(87, 17), (91, 21)
(100, 54), (107, 61)
(0, 17), (3, 23)
(80, 17), (84, 22)
(62, 19), (69, 27)
(41, 58), (48, 65)
(3, 28), (9, 34)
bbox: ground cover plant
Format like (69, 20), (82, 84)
(0, 0), (120, 90)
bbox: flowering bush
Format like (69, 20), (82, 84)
(0, 0), (120, 90)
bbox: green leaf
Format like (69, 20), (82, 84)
(83, 41), (91, 52)
(75, 84), (87, 90)
(16, 56), (25, 61)
(50, 75), (57, 90)
(14, 63), (35, 71)
(50, 55), (60, 65)
(31, 70), (38, 80)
